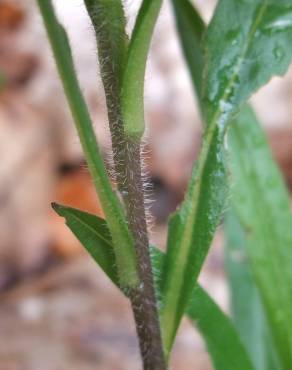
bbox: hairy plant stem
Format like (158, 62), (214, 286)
(83, 0), (128, 194)
(84, 2), (166, 367)
(124, 137), (167, 370)
(106, 103), (167, 368)
(41, 0), (166, 367)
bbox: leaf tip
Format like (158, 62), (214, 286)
(51, 202), (63, 216)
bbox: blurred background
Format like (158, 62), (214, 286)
(1, 1), (292, 369)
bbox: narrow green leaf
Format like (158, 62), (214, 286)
(121, 0), (163, 137)
(52, 203), (118, 284)
(171, 0), (205, 98)
(161, 3), (229, 354)
(55, 203), (254, 370)
(229, 105), (292, 369)
(163, 0), (292, 355)
(225, 210), (267, 369)
(161, 134), (228, 354)
(37, 0), (138, 287)
(225, 209), (281, 370)
(186, 285), (254, 370)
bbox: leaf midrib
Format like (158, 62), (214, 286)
(65, 210), (113, 249)
(183, 0), (269, 261)
(162, 0), (269, 353)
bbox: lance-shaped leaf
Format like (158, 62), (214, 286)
(37, 0), (138, 287)
(161, 128), (228, 354)
(225, 209), (281, 370)
(186, 285), (254, 370)
(52, 203), (118, 284)
(54, 203), (254, 370)
(162, 0), (292, 354)
(229, 105), (292, 369)
(121, 0), (163, 137)
(161, 1), (228, 353)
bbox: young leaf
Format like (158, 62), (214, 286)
(37, 0), (138, 288)
(229, 105), (292, 369)
(225, 209), (281, 370)
(54, 203), (254, 370)
(121, 0), (163, 137)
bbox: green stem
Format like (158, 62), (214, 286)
(122, 0), (163, 138)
